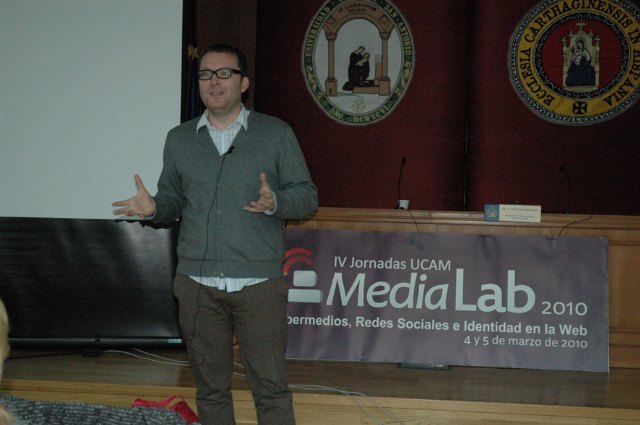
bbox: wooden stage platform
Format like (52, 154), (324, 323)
(1, 348), (640, 424)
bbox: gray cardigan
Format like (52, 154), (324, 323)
(152, 110), (318, 279)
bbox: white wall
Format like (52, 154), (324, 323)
(0, 0), (182, 219)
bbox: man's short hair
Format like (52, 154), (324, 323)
(200, 43), (248, 75)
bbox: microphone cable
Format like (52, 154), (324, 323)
(186, 145), (235, 367)
(200, 145), (235, 277)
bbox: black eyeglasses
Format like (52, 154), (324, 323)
(198, 68), (243, 80)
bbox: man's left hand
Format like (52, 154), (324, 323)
(244, 172), (275, 213)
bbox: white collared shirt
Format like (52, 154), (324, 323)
(196, 106), (249, 155)
(190, 107), (268, 292)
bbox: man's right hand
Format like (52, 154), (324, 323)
(112, 175), (156, 220)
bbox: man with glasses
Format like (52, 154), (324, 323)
(112, 43), (317, 425)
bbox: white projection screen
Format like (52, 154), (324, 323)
(0, 0), (182, 219)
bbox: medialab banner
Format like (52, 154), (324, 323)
(284, 229), (609, 372)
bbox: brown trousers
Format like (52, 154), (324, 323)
(173, 274), (295, 425)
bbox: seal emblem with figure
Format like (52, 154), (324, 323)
(302, 0), (415, 125)
(509, 0), (640, 125)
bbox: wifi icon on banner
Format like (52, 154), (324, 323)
(283, 248), (323, 303)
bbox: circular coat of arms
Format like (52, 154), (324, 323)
(302, 0), (415, 125)
(508, 0), (640, 125)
